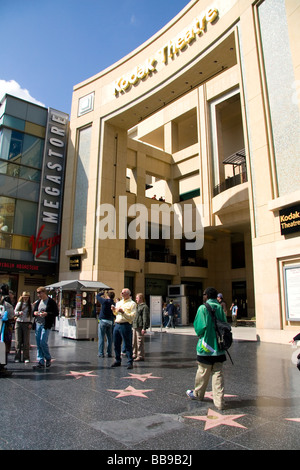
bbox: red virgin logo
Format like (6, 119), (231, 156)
(29, 225), (61, 260)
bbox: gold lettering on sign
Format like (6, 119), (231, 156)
(114, 7), (219, 95)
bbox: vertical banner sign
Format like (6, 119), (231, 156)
(33, 109), (69, 263)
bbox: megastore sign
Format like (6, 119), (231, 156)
(114, 6), (219, 95)
(32, 109), (69, 263)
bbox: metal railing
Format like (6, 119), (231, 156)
(213, 171), (247, 197)
(145, 251), (177, 264)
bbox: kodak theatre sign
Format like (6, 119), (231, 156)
(279, 205), (300, 236)
(114, 6), (218, 95)
(32, 109), (69, 263)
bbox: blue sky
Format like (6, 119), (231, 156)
(0, 0), (189, 115)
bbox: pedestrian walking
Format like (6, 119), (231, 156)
(166, 299), (176, 328)
(96, 290), (115, 357)
(14, 291), (33, 363)
(32, 287), (58, 369)
(186, 286), (227, 410)
(132, 293), (150, 362)
(111, 288), (136, 369)
(0, 284), (14, 377)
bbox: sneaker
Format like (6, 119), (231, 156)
(186, 389), (197, 400)
(24, 359), (30, 364)
(14, 359), (20, 363)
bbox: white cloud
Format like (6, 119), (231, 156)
(0, 79), (45, 107)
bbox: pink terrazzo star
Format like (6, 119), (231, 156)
(285, 418), (300, 423)
(108, 385), (154, 398)
(66, 370), (98, 379)
(204, 391), (238, 400)
(185, 408), (247, 431)
(123, 372), (162, 382)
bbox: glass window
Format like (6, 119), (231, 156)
(14, 199), (38, 237)
(0, 196), (15, 234)
(19, 166), (41, 182)
(72, 126), (92, 249)
(0, 128), (43, 181)
(8, 130), (23, 162)
(22, 134), (44, 168)
(0, 128), (44, 167)
(0, 195), (38, 237)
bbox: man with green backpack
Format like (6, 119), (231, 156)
(186, 286), (231, 410)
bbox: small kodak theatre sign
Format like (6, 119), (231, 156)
(279, 205), (300, 235)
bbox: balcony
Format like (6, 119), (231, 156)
(125, 249), (139, 260)
(180, 256), (208, 279)
(213, 171), (247, 197)
(145, 251), (176, 264)
(213, 149), (247, 197)
(145, 251), (177, 276)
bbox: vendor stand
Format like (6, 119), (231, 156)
(45, 280), (112, 340)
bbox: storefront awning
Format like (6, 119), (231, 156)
(46, 280), (113, 291)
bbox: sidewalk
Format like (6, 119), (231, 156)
(1, 327), (299, 453)
(151, 324), (258, 342)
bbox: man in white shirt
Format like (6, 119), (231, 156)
(111, 288), (136, 369)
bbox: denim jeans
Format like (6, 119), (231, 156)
(167, 315), (175, 328)
(113, 322), (133, 365)
(98, 319), (113, 356)
(35, 322), (51, 364)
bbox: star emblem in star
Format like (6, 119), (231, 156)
(108, 385), (154, 398)
(123, 372), (162, 382)
(66, 370), (98, 379)
(185, 408), (247, 430)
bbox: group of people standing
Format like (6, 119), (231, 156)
(96, 288), (150, 369)
(0, 285), (59, 377)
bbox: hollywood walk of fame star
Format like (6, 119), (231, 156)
(185, 408), (247, 431)
(108, 385), (154, 398)
(123, 372), (162, 382)
(285, 418), (300, 423)
(66, 370), (98, 379)
(204, 391), (238, 400)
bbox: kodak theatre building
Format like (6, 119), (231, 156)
(61, 0), (300, 343)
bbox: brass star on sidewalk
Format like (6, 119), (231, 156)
(108, 385), (154, 398)
(185, 408), (247, 430)
(66, 370), (98, 379)
(123, 372), (162, 382)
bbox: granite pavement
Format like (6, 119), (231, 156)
(1, 325), (300, 455)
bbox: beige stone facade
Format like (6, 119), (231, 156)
(61, 0), (300, 342)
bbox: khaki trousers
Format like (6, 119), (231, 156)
(194, 361), (225, 409)
(132, 327), (145, 359)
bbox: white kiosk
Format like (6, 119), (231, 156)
(46, 280), (112, 340)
